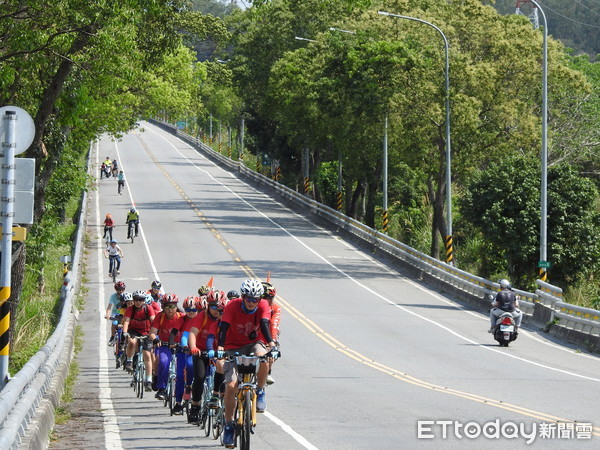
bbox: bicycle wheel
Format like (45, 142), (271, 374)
(168, 377), (176, 414)
(212, 403), (223, 440)
(138, 358), (146, 399)
(240, 390), (252, 450)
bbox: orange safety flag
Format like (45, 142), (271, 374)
(206, 276), (214, 288)
(266, 271), (271, 283)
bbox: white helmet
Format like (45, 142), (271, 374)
(499, 279), (512, 290)
(240, 279), (264, 298)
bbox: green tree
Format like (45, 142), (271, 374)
(461, 154), (600, 287)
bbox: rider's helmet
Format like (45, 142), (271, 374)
(162, 293), (178, 307)
(122, 291), (133, 302)
(130, 207), (136, 214)
(151, 280), (162, 289)
(197, 285), (211, 296)
(106, 213), (111, 218)
(132, 290), (146, 300)
(240, 279), (264, 299)
(499, 279), (512, 290)
(227, 290), (239, 300)
(183, 296), (201, 310)
(114, 281), (126, 291)
(207, 290), (228, 310)
(110, 239), (117, 244)
(261, 282), (276, 299)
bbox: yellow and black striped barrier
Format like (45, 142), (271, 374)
(336, 191), (343, 211)
(445, 235), (453, 264)
(274, 166), (281, 182)
(227, 146), (231, 159)
(256, 159), (260, 173)
(0, 287), (10, 360)
(382, 209), (389, 234)
(539, 268), (548, 282)
(304, 177), (310, 196)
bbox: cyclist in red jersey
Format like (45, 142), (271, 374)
(218, 279), (278, 448)
(149, 293), (182, 401)
(122, 290), (159, 390)
(168, 295), (201, 416)
(187, 290), (228, 422)
(262, 282), (280, 385)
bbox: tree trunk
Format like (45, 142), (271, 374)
(347, 180), (365, 220)
(24, 25), (96, 221)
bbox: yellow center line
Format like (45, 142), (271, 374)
(141, 136), (600, 435)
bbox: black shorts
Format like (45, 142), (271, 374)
(129, 330), (153, 351)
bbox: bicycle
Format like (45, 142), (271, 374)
(117, 180), (125, 195)
(108, 255), (120, 283)
(199, 355), (217, 436)
(130, 336), (148, 399)
(104, 227), (113, 246)
(109, 315), (125, 369)
(226, 350), (279, 450)
(127, 221), (136, 244)
(161, 343), (178, 415)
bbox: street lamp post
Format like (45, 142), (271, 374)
(378, 11), (453, 264)
(527, 0), (549, 281)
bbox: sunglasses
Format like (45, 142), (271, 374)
(164, 304), (177, 309)
(244, 297), (260, 303)
(133, 299), (145, 302)
(209, 304), (220, 310)
(185, 308), (198, 312)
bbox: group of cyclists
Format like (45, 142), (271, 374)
(100, 155), (126, 194)
(104, 278), (281, 448)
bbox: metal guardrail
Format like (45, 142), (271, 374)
(164, 121), (600, 335)
(0, 186), (86, 448)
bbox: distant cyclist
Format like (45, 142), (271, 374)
(112, 159), (118, 177)
(104, 240), (124, 276)
(126, 207), (140, 239)
(105, 281), (126, 346)
(117, 171), (125, 194)
(103, 213), (114, 241)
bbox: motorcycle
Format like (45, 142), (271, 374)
(493, 312), (518, 347)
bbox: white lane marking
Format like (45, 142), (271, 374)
(264, 412), (319, 450)
(147, 124), (600, 382)
(145, 126), (319, 450)
(96, 141), (124, 449)
(113, 140), (161, 283)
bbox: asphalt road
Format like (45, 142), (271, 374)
(72, 121), (600, 449)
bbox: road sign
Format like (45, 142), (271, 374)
(0, 106), (35, 155)
(0, 226), (26, 241)
(14, 158), (35, 224)
(538, 260), (552, 269)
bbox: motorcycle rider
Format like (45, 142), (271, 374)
(489, 279), (522, 333)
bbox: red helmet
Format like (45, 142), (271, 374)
(114, 281), (126, 291)
(207, 290), (228, 309)
(183, 296), (201, 310)
(162, 293), (178, 307)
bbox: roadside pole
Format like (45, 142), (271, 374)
(0, 107), (35, 389)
